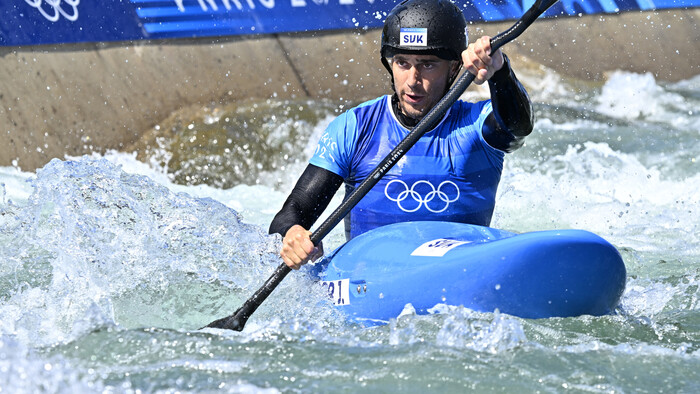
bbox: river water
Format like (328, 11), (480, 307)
(1, 66), (699, 392)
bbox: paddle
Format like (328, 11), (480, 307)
(205, 0), (559, 331)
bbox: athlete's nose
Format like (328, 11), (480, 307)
(406, 66), (422, 87)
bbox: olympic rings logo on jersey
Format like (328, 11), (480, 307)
(384, 179), (460, 213)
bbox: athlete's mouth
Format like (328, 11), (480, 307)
(403, 93), (425, 105)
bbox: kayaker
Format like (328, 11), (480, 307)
(270, 0), (534, 270)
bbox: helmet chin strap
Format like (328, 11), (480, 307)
(382, 56), (396, 92)
(445, 62), (463, 93)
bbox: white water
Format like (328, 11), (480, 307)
(1, 70), (698, 392)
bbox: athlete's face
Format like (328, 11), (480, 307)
(390, 54), (459, 120)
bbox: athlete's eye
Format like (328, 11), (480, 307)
(419, 62), (438, 72)
(394, 59), (410, 69)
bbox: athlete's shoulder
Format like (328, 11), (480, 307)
(445, 99), (491, 127)
(356, 95), (388, 109)
(327, 95), (389, 131)
(453, 98), (491, 115)
(311, 96), (390, 178)
(334, 96), (391, 132)
(348, 95), (389, 117)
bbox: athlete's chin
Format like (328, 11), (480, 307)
(399, 103), (428, 120)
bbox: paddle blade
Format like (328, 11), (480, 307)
(204, 306), (249, 331)
(203, 263), (292, 331)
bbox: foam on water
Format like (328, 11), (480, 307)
(497, 141), (700, 253)
(0, 165), (33, 204)
(596, 71), (700, 128)
(0, 157), (344, 350)
(0, 336), (101, 392)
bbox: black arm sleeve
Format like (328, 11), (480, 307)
(482, 53), (535, 153)
(268, 164), (344, 237)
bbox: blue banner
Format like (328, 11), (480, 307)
(1, 0), (697, 46)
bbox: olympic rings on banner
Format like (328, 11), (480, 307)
(25, 0), (80, 22)
(384, 179), (460, 213)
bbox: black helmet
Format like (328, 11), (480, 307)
(381, 0), (468, 72)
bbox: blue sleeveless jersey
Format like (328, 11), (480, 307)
(309, 95), (505, 240)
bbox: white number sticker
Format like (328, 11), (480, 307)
(321, 279), (350, 306)
(410, 238), (471, 257)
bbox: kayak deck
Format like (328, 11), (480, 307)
(313, 222), (626, 324)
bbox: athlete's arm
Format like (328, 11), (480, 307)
(482, 53), (534, 152)
(269, 164), (344, 269)
(462, 36), (534, 153)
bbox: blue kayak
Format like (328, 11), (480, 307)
(313, 222), (626, 325)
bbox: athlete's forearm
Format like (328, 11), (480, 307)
(269, 164), (344, 237)
(484, 53), (534, 152)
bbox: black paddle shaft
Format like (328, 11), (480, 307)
(205, 0), (559, 331)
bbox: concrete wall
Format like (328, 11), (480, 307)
(1, 8), (698, 171)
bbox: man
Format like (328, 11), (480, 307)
(270, 0), (534, 269)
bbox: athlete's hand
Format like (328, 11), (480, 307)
(462, 36), (505, 85)
(280, 225), (324, 270)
